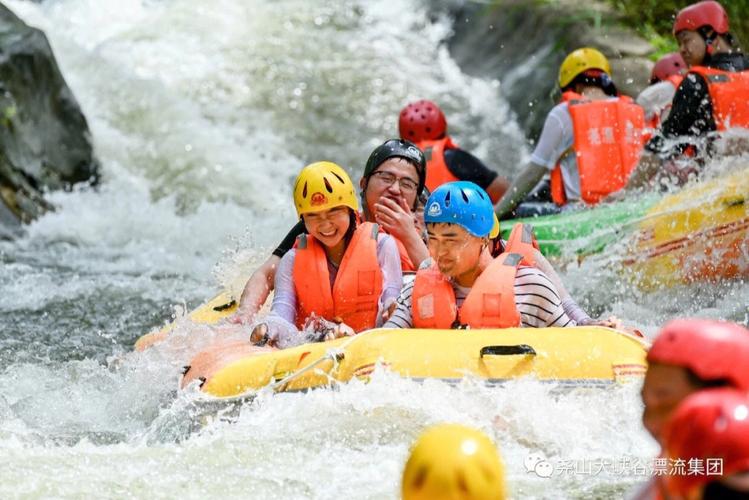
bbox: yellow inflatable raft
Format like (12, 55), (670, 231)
(134, 292), (237, 351)
(625, 168), (749, 290)
(182, 327), (648, 399)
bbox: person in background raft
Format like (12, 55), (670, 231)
(636, 52), (687, 134)
(248, 162), (402, 348)
(229, 139), (429, 325)
(626, 0), (749, 190)
(398, 100), (510, 202)
(661, 388), (749, 500)
(494, 48), (645, 220)
(627, 318), (749, 500)
(384, 181), (576, 330)
(402, 423), (506, 500)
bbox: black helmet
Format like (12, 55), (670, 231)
(363, 139), (426, 196)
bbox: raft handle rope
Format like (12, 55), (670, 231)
(267, 328), (381, 394)
(480, 344), (537, 357)
(270, 346), (346, 393)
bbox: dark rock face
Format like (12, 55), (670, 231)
(444, 1), (654, 139)
(0, 2), (98, 228)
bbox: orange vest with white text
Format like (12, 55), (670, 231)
(416, 136), (460, 192)
(551, 92), (645, 206)
(292, 222), (383, 332)
(690, 66), (749, 131)
(411, 252), (524, 329)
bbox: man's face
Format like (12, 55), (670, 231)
(641, 362), (702, 443)
(426, 223), (484, 280)
(361, 157), (419, 218)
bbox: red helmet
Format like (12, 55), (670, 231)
(663, 388), (749, 496)
(647, 319), (749, 391)
(398, 100), (447, 142)
(673, 1), (729, 35)
(650, 53), (686, 83)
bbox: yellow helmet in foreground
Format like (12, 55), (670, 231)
(293, 161), (359, 216)
(558, 47), (611, 88)
(402, 424), (506, 500)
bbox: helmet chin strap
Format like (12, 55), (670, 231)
(699, 27), (718, 59)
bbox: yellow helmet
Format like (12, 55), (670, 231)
(293, 161), (359, 216)
(558, 47), (611, 88)
(402, 424), (506, 500)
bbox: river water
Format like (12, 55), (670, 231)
(1, 1), (747, 498)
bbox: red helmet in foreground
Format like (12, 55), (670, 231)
(399, 100), (447, 142)
(673, 1), (729, 35)
(647, 319), (749, 390)
(663, 388), (749, 495)
(650, 53), (686, 83)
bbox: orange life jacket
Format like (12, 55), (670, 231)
(416, 136), (460, 193)
(551, 92), (645, 206)
(689, 66), (749, 131)
(394, 237), (416, 272)
(292, 222), (383, 332)
(504, 223), (539, 266)
(411, 252), (523, 329)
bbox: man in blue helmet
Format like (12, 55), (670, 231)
(384, 181), (575, 329)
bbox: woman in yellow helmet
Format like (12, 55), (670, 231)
(402, 423), (507, 500)
(494, 47), (645, 219)
(249, 161), (403, 348)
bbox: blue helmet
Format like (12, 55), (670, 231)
(424, 181), (495, 237)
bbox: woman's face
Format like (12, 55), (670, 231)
(677, 30), (707, 67)
(302, 206), (351, 249)
(361, 157), (420, 218)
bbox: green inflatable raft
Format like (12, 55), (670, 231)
(500, 195), (659, 257)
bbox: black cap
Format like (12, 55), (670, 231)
(363, 139), (427, 196)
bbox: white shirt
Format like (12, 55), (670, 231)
(636, 81), (677, 126)
(383, 265), (575, 329)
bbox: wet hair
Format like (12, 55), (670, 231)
(489, 237), (505, 258)
(697, 26), (741, 64)
(344, 209), (358, 243)
(563, 69), (618, 97)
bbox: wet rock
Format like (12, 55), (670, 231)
(441, 0), (655, 138)
(0, 2), (98, 231)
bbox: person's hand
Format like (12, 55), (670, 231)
(374, 197), (418, 242)
(580, 316), (621, 328)
(324, 322), (355, 341)
(381, 300), (398, 322)
(582, 316), (645, 338)
(250, 322), (269, 345)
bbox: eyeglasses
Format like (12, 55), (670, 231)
(370, 171), (419, 193)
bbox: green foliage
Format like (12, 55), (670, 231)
(606, 0), (749, 58)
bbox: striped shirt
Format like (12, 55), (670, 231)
(383, 267), (575, 329)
